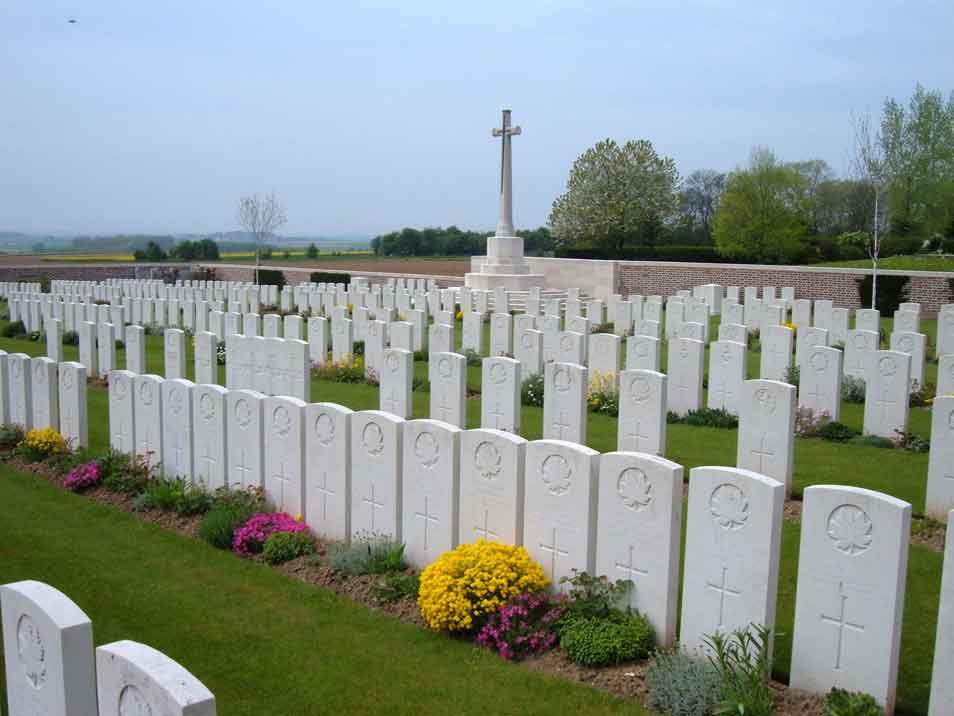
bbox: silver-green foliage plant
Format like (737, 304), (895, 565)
(646, 648), (724, 716)
(841, 375), (867, 403)
(703, 623), (774, 716)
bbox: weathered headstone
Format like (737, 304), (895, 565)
(524, 439), (600, 588)
(543, 361), (587, 444)
(1, 580), (97, 716)
(790, 486), (910, 714)
(679, 466), (784, 654)
(350, 410), (404, 540)
(596, 451), (683, 646)
(78, 321), (98, 378)
(514, 327), (543, 377)
(7, 353), (33, 429)
(461, 312), (483, 354)
(95, 640), (216, 716)
(490, 313), (513, 356)
(844, 328), (879, 378)
(856, 308), (880, 333)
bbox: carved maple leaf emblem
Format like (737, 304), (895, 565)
(709, 484), (749, 530)
(827, 505), (873, 556)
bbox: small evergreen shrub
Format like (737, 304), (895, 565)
(197, 487), (267, 549)
(784, 364), (800, 388)
(893, 430), (930, 453)
(330, 533), (407, 575)
(703, 623), (774, 716)
(558, 571), (633, 624)
(0, 423), (26, 452)
(909, 381), (934, 408)
(263, 531), (315, 565)
(852, 435), (895, 449)
(62, 330), (79, 346)
(99, 450), (154, 494)
(309, 271), (351, 285)
(1, 320), (26, 338)
(856, 275), (910, 314)
(841, 375), (867, 403)
(257, 269), (286, 288)
(646, 648), (724, 716)
(561, 611), (655, 666)
(672, 408), (739, 429)
(462, 349), (482, 367)
(819, 421), (858, 442)
(372, 573), (420, 604)
(521, 373), (545, 407)
(823, 687), (882, 716)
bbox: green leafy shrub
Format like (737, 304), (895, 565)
(703, 624), (773, 716)
(558, 571), (633, 625)
(330, 533), (406, 575)
(263, 531), (315, 565)
(100, 450), (154, 494)
(196, 486), (267, 548)
(62, 330), (79, 346)
(136, 477), (212, 515)
(561, 612), (654, 666)
(257, 269), (286, 288)
(0, 423), (26, 452)
(855, 274), (910, 314)
(351, 340), (365, 356)
(309, 271), (351, 285)
(841, 375), (867, 403)
(893, 430), (930, 453)
(646, 648), (725, 716)
(823, 687), (882, 716)
(909, 381), (934, 407)
(372, 573), (420, 604)
(2, 320), (26, 338)
(521, 373), (545, 407)
(672, 408), (739, 429)
(784, 364), (800, 388)
(462, 349), (482, 367)
(819, 421), (859, 442)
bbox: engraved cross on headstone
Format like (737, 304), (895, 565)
(540, 527), (569, 579)
(706, 565), (741, 628)
(474, 508), (500, 541)
(363, 482), (384, 532)
(414, 496), (439, 551)
(751, 435), (775, 473)
(820, 581), (865, 670)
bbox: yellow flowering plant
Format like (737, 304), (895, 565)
(418, 540), (549, 632)
(18, 427), (68, 462)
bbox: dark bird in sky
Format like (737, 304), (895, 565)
(67, 18), (77, 24)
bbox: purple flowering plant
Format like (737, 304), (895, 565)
(475, 591), (566, 661)
(63, 460), (102, 491)
(232, 512), (309, 556)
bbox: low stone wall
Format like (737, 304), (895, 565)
(0, 262), (190, 283)
(200, 263), (465, 288)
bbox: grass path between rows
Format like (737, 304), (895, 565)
(0, 466), (643, 716)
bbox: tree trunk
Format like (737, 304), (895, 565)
(871, 191), (879, 310)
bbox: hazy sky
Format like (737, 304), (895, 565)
(2, 1), (951, 237)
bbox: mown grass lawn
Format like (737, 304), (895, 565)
(815, 255), (954, 272)
(0, 466), (644, 716)
(0, 306), (945, 714)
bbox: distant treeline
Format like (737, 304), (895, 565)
(371, 226), (556, 257)
(134, 239), (220, 262)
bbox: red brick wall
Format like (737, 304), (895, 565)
(617, 261), (953, 315)
(0, 263), (190, 283)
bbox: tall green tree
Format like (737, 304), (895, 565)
(713, 147), (808, 263)
(678, 169), (726, 243)
(549, 138), (679, 255)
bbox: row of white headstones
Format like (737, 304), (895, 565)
(2, 580), (216, 716)
(50, 364), (954, 714)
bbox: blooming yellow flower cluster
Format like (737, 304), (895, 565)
(418, 540), (549, 632)
(20, 427), (67, 457)
(782, 321), (798, 336)
(455, 310), (464, 321)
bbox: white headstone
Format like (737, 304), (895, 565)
(524, 439), (599, 589)
(760, 325), (793, 382)
(666, 337), (704, 416)
(194, 331), (217, 385)
(78, 321), (98, 378)
(350, 410), (404, 540)
(856, 308), (880, 333)
(863, 350), (911, 438)
(844, 328), (879, 378)
(929, 508), (954, 716)
(737, 379), (796, 496)
(30, 357), (58, 431)
(625, 334), (660, 372)
(555, 331), (586, 365)
(617, 369), (667, 456)
(263, 395), (306, 515)
(428, 352), (466, 428)
(459, 428), (526, 545)
(889, 330), (926, 389)
(379, 347), (413, 418)
(164, 328), (186, 379)
(937, 305), (954, 359)
(0, 351), (8, 426)
(514, 327), (543, 377)
(58, 361), (87, 448)
(543, 361), (587, 444)
(490, 313), (513, 356)
(331, 318), (354, 363)
(124, 324), (145, 374)
(7, 353), (32, 429)
(95, 640), (216, 716)
(925, 396), (954, 520)
(108, 369), (136, 453)
(707, 340), (746, 415)
(461, 312), (483, 354)
(402, 419), (461, 568)
(226, 388), (264, 490)
(1, 580), (97, 716)
(596, 451), (683, 646)
(428, 322), (453, 356)
(133, 374), (164, 470)
(799, 346), (843, 421)
(937, 354), (954, 397)
(480, 357), (521, 433)
(193, 384), (228, 490)
(679, 466), (784, 654)
(304, 402), (352, 541)
(588, 333), (621, 377)
(790, 486), (910, 713)
(46, 317), (62, 363)
(161, 378), (195, 480)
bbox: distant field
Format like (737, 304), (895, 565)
(816, 255), (954, 272)
(21, 249), (375, 264)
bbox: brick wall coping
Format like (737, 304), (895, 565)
(612, 258), (952, 278)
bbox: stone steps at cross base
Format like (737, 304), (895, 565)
(452, 288), (590, 313)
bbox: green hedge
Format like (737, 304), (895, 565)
(855, 275), (910, 314)
(554, 246), (728, 262)
(310, 271), (352, 285)
(257, 269), (286, 288)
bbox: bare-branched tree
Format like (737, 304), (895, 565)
(237, 192), (287, 284)
(850, 111), (889, 309)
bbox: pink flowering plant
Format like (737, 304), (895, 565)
(63, 460), (102, 492)
(475, 591), (566, 661)
(232, 512), (309, 556)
